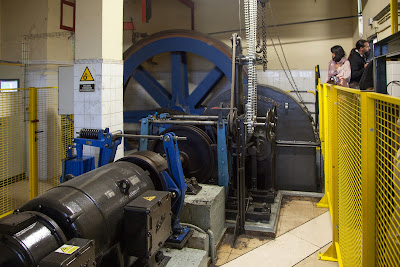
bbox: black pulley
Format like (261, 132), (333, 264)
(152, 126), (215, 183)
(119, 151), (168, 191)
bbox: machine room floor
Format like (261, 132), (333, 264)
(216, 196), (338, 267)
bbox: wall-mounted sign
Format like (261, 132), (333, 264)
(79, 84), (95, 92)
(79, 66), (95, 92)
(80, 67), (94, 82)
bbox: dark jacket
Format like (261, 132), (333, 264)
(348, 50), (367, 83)
(359, 62), (374, 90)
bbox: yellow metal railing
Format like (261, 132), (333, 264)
(317, 83), (400, 266)
(0, 87), (74, 218)
(337, 89), (363, 266)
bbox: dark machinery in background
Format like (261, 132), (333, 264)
(123, 30), (320, 234)
(123, 30), (319, 192)
(0, 26), (321, 265)
(0, 133), (192, 267)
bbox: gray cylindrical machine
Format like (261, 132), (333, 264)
(0, 211), (67, 266)
(0, 160), (157, 266)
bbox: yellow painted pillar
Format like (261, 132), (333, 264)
(391, 0), (398, 34)
(316, 83), (329, 209)
(361, 93), (376, 267)
(319, 85), (339, 263)
(28, 88), (38, 199)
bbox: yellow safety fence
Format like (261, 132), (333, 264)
(0, 87), (74, 218)
(317, 83), (400, 266)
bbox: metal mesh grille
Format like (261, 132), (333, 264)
(337, 90), (362, 266)
(0, 87), (74, 217)
(319, 86), (400, 265)
(375, 100), (400, 266)
(0, 89), (28, 217)
(37, 88), (62, 194)
(325, 86), (333, 209)
(61, 114), (74, 159)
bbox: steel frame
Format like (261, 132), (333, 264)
(139, 114), (230, 190)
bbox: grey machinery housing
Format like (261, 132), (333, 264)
(0, 154), (173, 267)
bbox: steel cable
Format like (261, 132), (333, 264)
(266, 1), (309, 112)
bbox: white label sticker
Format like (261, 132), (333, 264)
(105, 189), (115, 199)
(128, 175), (139, 185)
(55, 244), (80, 254)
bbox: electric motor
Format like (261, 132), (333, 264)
(0, 157), (166, 266)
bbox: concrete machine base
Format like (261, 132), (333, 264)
(166, 185), (323, 266)
(161, 248), (208, 267)
(180, 184), (226, 248)
(164, 184), (225, 266)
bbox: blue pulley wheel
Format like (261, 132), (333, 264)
(123, 30), (247, 123)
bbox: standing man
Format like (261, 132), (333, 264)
(348, 40), (371, 88)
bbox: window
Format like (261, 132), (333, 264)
(0, 79), (19, 92)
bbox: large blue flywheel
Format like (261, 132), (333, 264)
(123, 30), (319, 192)
(123, 30), (247, 123)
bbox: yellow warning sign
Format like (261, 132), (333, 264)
(80, 67), (94, 81)
(144, 196), (156, 201)
(55, 244), (80, 254)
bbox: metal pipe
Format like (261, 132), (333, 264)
(0, 62), (24, 66)
(179, 223), (216, 264)
(169, 115), (219, 120)
(392, 0), (398, 34)
(116, 133), (187, 141)
(357, 0), (364, 38)
(208, 15), (360, 35)
(207, 229), (216, 265)
(150, 119), (218, 126)
(276, 140), (320, 148)
(169, 115), (268, 121)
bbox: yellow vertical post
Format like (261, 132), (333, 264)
(318, 84), (324, 147)
(391, 0), (398, 34)
(361, 93), (376, 267)
(317, 83), (329, 208)
(28, 87), (38, 199)
(324, 85), (330, 160)
(319, 85), (339, 263)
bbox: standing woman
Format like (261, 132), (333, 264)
(327, 45), (351, 87)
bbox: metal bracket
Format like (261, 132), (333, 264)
(72, 128), (122, 167)
(139, 117), (151, 151)
(217, 109), (230, 198)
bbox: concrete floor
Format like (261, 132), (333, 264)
(216, 196), (337, 266)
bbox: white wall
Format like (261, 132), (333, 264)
(0, 0), (75, 184)
(75, 0), (102, 60)
(123, 0), (356, 123)
(0, 65), (23, 81)
(1, 0), (48, 62)
(47, 0), (74, 63)
(124, 0), (355, 71)
(354, 0), (391, 43)
(103, 0), (123, 60)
